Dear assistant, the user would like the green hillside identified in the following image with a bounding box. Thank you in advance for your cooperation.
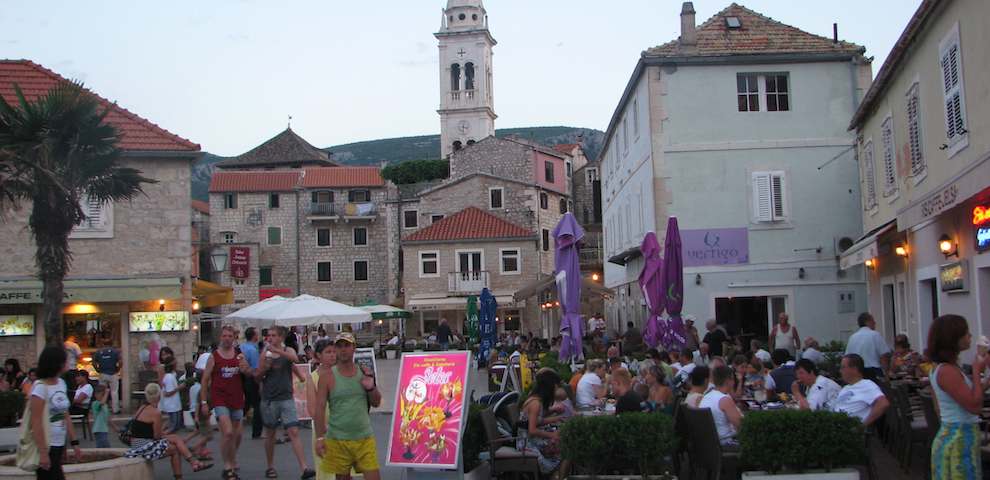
[191,126,604,201]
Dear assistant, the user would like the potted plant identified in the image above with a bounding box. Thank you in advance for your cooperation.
[0,390,26,428]
[739,410,864,479]
[561,413,678,479]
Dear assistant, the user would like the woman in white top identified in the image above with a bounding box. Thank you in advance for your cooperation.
[698,366,743,447]
[770,313,800,357]
[29,346,82,480]
[575,359,607,407]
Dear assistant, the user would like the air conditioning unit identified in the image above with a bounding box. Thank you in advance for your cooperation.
[833,236,855,258]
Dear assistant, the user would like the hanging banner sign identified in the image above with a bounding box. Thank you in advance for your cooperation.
[681,228,749,267]
[386,351,471,470]
[230,247,250,279]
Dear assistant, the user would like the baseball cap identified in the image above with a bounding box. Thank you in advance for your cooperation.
[334,332,356,344]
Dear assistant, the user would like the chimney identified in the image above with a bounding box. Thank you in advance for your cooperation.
[680,2,697,46]
[833,23,839,44]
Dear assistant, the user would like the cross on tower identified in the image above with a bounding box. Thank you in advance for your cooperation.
[457,48,467,58]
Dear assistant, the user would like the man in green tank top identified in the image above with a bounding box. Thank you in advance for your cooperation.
[314,332,382,479]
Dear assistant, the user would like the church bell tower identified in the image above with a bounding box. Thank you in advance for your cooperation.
[436,0,497,158]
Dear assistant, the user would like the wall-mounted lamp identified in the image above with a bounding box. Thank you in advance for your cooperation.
[159,299,166,312]
[695,273,702,285]
[894,245,909,257]
[591,273,600,282]
[864,258,875,269]
[938,234,958,257]
[798,267,806,279]
[192,301,201,312]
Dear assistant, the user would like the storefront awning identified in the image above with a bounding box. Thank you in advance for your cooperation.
[0,277,182,305]
[192,279,234,308]
[406,295,516,311]
[513,275,615,303]
[839,220,896,270]
[607,245,642,266]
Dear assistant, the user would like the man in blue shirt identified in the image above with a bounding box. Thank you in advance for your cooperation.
[93,339,122,413]
[240,327,263,438]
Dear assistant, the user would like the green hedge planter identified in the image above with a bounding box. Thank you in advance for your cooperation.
[561,412,678,478]
[739,410,865,475]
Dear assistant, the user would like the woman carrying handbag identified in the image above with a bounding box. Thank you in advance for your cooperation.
[26,346,83,480]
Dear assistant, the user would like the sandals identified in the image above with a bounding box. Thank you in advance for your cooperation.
[222,469,240,480]
[183,456,213,473]
[265,467,279,478]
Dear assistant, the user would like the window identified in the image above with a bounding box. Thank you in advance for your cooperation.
[419,251,439,277]
[317,262,331,282]
[737,74,760,111]
[403,210,419,229]
[539,192,548,210]
[632,98,639,137]
[70,194,114,238]
[267,227,282,245]
[450,63,460,91]
[765,74,790,111]
[348,190,370,203]
[353,261,369,281]
[542,229,550,251]
[224,193,237,209]
[752,171,787,222]
[559,198,568,214]
[906,84,925,177]
[312,191,333,204]
[317,228,331,247]
[456,250,483,273]
[353,227,367,246]
[880,116,897,197]
[566,161,572,178]
[939,25,967,152]
[431,214,445,224]
[259,267,273,286]
[222,232,236,244]
[269,193,280,209]
[586,168,598,186]
[544,161,555,183]
[489,187,503,209]
[464,62,475,90]
[500,249,520,275]
[862,140,878,210]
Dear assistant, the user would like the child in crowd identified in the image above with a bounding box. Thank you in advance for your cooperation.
[19,368,37,396]
[549,386,574,419]
[91,384,116,447]
[745,358,776,395]
[185,373,213,460]
[159,361,184,433]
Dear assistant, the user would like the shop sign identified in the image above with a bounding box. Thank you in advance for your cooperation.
[0,290,73,304]
[230,247,250,279]
[386,351,470,470]
[129,311,190,332]
[0,315,35,336]
[681,228,749,267]
[974,205,990,253]
[940,261,968,293]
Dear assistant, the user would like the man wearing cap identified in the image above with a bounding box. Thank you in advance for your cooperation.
[683,318,700,351]
[314,332,382,480]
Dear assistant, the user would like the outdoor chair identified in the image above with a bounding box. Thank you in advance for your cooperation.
[892,384,928,472]
[480,408,540,480]
[671,400,687,476]
[876,380,899,453]
[682,405,738,480]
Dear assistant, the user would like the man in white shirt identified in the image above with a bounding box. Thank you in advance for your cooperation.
[792,359,840,411]
[195,345,212,373]
[831,354,889,426]
[750,339,772,363]
[587,316,598,336]
[693,342,711,367]
[845,313,891,381]
[64,335,82,370]
[800,337,826,365]
[575,359,607,407]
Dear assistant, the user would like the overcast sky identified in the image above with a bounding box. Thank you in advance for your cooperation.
[1,1,919,156]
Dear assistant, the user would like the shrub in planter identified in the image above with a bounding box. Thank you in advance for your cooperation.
[738,410,864,474]
[0,390,26,427]
[461,403,486,472]
[561,413,678,477]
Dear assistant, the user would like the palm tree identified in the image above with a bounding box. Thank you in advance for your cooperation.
[0,81,155,345]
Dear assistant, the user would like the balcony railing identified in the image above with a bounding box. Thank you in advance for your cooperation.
[307,202,337,218]
[448,271,489,294]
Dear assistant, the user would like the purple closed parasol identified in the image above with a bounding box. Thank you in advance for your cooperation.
[659,217,688,350]
[638,232,664,349]
[552,213,585,361]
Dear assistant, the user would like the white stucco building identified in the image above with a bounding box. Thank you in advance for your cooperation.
[601,3,874,346]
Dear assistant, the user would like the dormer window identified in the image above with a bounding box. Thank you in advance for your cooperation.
[725,17,742,29]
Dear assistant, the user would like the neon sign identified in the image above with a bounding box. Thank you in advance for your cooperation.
[976,205,990,253]
[974,206,990,225]
[977,226,990,253]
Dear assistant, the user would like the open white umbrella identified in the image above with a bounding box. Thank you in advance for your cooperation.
[225,294,371,328]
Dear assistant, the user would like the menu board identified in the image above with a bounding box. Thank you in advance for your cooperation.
[129,311,190,332]
[386,351,470,470]
[0,315,34,336]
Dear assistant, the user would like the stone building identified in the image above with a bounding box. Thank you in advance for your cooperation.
[0,60,200,408]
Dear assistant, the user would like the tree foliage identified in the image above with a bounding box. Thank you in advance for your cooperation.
[0,81,156,344]
[380,159,449,185]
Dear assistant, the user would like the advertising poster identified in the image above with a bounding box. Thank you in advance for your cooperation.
[386,351,471,470]
[129,311,190,332]
[293,363,311,421]
[354,347,378,379]
[0,315,34,336]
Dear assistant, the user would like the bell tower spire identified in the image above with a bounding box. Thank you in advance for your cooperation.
[436,0,496,158]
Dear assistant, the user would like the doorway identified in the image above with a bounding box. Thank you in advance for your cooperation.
[714,296,770,344]
[918,277,939,343]
[881,283,897,344]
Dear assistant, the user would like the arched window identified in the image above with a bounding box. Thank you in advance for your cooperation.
[559,198,568,214]
[450,64,460,91]
[453,141,463,151]
[464,62,475,90]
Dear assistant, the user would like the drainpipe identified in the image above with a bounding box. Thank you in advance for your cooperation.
[295,189,301,295]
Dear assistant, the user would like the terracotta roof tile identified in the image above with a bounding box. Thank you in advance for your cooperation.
[301,167,384,188]
[190,199,210,215]
[645,3,864,58]
[0,60,200,152]
[553,143,579,154]
[216,128,337,169]
[208,171,301,193]
[403,207,533,243]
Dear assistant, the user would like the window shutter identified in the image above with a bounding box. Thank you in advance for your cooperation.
[311,191,318,203]
[862,141,878,209]
[939,33,967,142]
[752,173,772,222]
[770,173,786,220]
[881,117,897,195]
[906,86,924,176]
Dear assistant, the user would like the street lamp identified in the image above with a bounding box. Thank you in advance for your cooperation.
[210,246,229,274]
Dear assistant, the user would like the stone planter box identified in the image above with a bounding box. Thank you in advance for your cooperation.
[742,468,859,480]
[567,475,676,479]
[385,349,398,360]
[0,448,153,480]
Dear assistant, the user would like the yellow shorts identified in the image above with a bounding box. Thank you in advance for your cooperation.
[320,436,379,475]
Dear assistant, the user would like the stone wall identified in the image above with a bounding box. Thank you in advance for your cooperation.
[448,137,533,184]
[401,239,539,296]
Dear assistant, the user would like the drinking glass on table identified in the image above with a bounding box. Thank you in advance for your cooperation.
[754,388,767,405]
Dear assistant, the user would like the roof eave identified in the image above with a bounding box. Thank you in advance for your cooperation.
[123,150,203,160]
[401,235,536,245]
[643,50,864,66]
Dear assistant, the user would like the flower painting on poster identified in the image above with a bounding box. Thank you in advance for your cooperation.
[386,351,470,470]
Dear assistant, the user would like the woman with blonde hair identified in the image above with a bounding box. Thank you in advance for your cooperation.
[125,382,212,479]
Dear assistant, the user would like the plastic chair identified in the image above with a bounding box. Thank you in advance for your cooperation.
[480,408,540,480]
[682,405,738,480]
